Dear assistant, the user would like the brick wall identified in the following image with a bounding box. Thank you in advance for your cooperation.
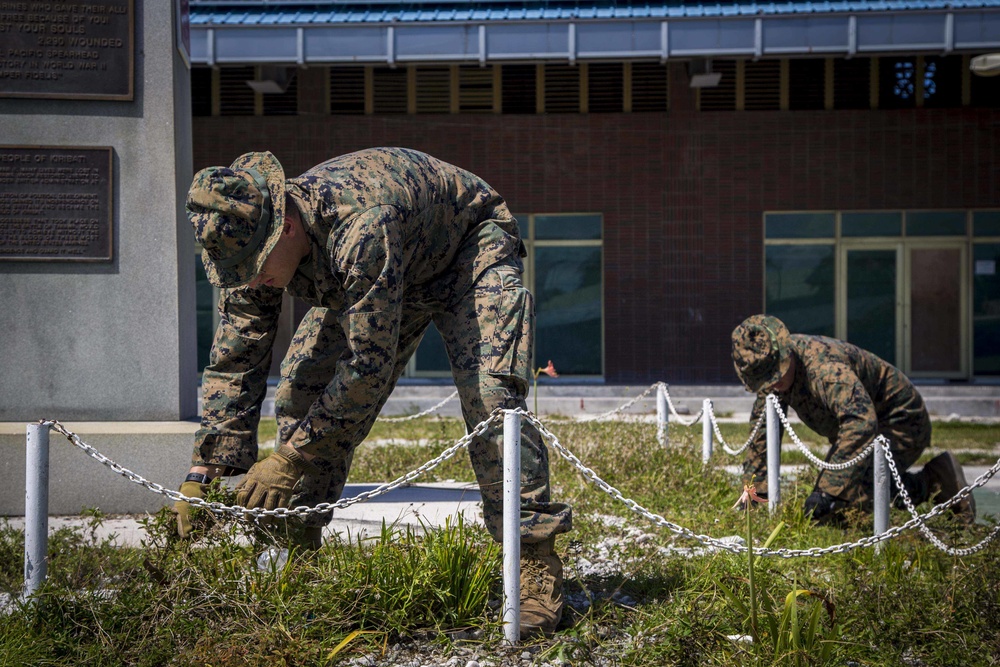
[192,104,1000,383]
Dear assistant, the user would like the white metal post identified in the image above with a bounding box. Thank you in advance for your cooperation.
[23,423,50,602]
[656,384,668,446]
[502,410,522,645]
[701,398,713,464]
[873,439,890,552]
[766,395,781,514]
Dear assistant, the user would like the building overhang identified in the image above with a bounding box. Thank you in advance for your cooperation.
[189,1,1000,66]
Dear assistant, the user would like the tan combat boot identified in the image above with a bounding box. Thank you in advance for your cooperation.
[519,538,564,640]
[922,452,976,524]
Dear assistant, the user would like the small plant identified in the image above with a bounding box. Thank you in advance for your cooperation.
[532,359,559,414]
[718,483,841,664]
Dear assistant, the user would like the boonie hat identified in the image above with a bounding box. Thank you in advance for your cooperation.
[731,314,791,393]
[187,151,287,288]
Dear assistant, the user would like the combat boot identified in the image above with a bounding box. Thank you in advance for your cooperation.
[921,452,976,524]
[302,525,324,550]
[519,538,564,640]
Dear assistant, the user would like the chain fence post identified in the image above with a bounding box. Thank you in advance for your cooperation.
[873,439,890,553]
[657,384,669,446]
[23,422,50,603]
[701,399,713,464]
[502,410,521,645]
[766,395,781,514]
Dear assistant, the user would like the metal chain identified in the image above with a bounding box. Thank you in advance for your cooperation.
[660,383,706,427]
[518,409,1000,559]
[588,383,659,421]
[41,412,500,519]
[769,395,876,471]
[707,400,765,456]
[38,409,1000,560]
[880,437,1000,556]
[377,390,458,423]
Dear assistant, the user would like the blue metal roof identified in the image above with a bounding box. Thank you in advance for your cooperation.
[187,0,1000,66]
[190,1,1000,25]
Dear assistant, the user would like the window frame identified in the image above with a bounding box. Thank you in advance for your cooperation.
[763,209,999,378]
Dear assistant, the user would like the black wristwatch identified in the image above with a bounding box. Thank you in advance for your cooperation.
[185,472,212,485]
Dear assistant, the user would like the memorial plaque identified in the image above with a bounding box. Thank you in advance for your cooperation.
[0,0,134,100]
[0,146,113,262]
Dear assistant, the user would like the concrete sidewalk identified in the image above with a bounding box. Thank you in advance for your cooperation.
[4,481,485,548]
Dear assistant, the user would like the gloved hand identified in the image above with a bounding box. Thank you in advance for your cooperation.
[236,446,315,511]
[803,490,844,524]
[174,480,208,538]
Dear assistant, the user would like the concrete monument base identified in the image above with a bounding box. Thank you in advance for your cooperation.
[0,421,198,516]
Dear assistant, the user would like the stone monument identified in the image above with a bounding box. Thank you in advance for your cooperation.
[0,0,198,514]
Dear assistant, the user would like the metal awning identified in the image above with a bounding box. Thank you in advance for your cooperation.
[189,1,1000,66]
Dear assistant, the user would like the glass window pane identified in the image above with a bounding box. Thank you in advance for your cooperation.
[842,212,902,237]
[974,211,1000,237]
[513,213,529,240]
[534,246,603,375]
[534,214,602,241]
[195,257,216,373]
[846,249,896,365]
[764,245,835,336]
[414,323,450,373]
[765,213,835,239]
[973,244,1000,375]
[906,211,967,236]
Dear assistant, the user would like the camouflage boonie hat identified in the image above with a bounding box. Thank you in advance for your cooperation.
[731,314,791,393]
[187,151,287,288]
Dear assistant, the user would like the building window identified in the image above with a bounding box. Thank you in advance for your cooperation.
[832,57,872,110]
[195,255,219,373]
[191,67,213,117]
[330,67,366,115]
[501,64,537,114]
[521,213,604,376]
[409,213,605,377]
[765,210,1000,378]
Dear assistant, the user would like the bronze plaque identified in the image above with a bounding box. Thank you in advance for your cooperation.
[0,0,134,100]
[0,146,113,262]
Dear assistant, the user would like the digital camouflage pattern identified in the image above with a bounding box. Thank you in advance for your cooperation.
[744,335,931,504]
[187,151,288,288]
[193,147,571,543]
[731,314,792,394]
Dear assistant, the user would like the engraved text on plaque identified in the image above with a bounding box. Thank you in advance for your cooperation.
[0,146,113,262]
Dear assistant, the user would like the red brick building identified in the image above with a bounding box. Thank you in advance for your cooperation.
[187,1,1000,384]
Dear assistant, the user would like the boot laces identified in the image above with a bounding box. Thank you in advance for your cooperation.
[521,557,553,597]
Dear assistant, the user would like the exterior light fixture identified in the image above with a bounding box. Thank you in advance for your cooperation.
[246,66,295,93]
[688,59,722,88]
[970,53,1000,76]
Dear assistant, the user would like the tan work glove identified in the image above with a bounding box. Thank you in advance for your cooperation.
[174,480,208,538]
[236,447,315,511]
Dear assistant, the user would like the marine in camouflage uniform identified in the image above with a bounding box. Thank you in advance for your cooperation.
[732,315,974,523]
[181,148,571,637]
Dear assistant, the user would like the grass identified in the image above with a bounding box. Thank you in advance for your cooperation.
[1,416,998,665]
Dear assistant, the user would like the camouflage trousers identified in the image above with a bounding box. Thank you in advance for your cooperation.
[274,262,571,543]
[746,414,931,506]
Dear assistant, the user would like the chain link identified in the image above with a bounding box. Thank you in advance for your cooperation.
[377,390,458,423]
[879,437,1000,556]
[706,399,764,456]
[37,406,1000,559]
[659,383,706,427]
[42,413,500,519]
[586,383,660,421]
[518,409,1000,559]
[769,395,877,471]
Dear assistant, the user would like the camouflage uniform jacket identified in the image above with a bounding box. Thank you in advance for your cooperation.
[745,335,929,498]
[196,148,524,465]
